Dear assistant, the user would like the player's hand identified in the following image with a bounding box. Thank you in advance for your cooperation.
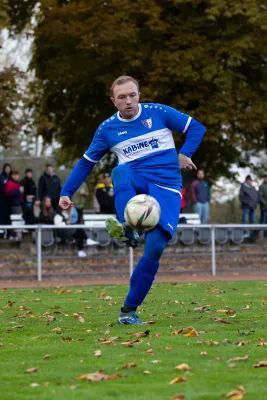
[179,154,197,171]
[59,196,73,210]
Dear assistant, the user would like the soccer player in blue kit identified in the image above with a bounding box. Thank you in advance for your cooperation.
[59,76,206,325]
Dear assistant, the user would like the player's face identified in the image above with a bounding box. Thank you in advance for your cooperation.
[111,82,140,119]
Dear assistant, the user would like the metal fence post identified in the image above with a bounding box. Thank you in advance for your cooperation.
[37,226,42,281]
[129,247,133,277]
[211,225,216,276]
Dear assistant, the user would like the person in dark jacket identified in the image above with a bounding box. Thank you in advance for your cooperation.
[20,168,37,219]
[95,173,115,214]
[20,168,37,204]
[23,197,41,225]
[0,163,12,231]
[39,196,56,224]
[190,170,210,224]
[259,173,267,237]
[239,175,258,236]
[38,164,61,209]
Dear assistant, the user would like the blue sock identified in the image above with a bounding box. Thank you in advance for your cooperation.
[124,227,169,309]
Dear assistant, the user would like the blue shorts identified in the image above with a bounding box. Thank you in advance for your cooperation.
[115,168,181,238]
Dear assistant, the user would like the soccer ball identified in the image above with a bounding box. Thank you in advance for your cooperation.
[124,194,161,231]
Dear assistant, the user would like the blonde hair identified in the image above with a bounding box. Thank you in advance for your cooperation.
[110,75,139,97]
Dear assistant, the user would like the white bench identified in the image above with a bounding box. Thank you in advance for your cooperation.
[83,213,201,228]
[10,214,25,227]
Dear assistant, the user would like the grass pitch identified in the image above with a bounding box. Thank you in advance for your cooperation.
[1,281,267,400]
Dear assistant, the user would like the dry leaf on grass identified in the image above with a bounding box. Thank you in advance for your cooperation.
[122,362,137,369]
[30,383,40,387]
[135,330,150,338]
[76,370,125,381]
[100,336,119,345]
[52,327,61,332]
[25,368,38,374]
[121,339,143,347]
[257,338,267,346]
[175,363,190,371]
[212,317,234,325]
[183,329,198,337]
[228,364,236,368]
[242,305,250,310]
[169,376,187,384]
[193,306,210,312]
[146,349,154,356]
[171,326,195,335]
[75,316,85,323]
[12,325,24,329]
[151,360,161,364]
[166,347,173,351]
[43,354,51,359]
[201,352,208,356]
[226,392,245,399]
[143,370,151,375]
[94,350,102,358]
[238,329,255,336]
[171,395,185,400]
[253,359,267,368]
[228,355,248,362]
[226,386,246,399]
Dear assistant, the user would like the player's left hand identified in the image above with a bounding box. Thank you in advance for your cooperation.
[178,154,197,171]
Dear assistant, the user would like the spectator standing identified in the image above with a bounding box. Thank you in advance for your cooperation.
[191,170,210,224]
[4,170,24,215]
[20,168,37,216]
[38,164,61,209]
[0,163,12,230]
[72,181,89,223]
[239,175,258,236]
[259,173,267,237]
[95,173,115,214]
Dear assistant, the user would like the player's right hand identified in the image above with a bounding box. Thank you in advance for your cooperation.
[59,196,73,210]
[179,154,197,171]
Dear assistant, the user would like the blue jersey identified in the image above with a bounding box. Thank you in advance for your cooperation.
[61,103,206,198]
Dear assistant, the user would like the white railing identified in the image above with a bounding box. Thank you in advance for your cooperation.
[0,224,267,281]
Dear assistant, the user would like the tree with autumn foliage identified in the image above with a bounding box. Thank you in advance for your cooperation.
[4,0,267,184]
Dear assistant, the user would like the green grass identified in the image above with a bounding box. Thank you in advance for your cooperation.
[1,281,267,400]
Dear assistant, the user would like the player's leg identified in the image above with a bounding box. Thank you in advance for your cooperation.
[118,226,170,325]
[105,165,148,246]
[118,184,182,325]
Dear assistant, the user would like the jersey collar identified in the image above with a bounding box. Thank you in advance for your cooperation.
[117,104,142,122]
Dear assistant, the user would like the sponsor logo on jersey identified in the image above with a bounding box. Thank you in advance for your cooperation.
[141,118,152,129]
[122,136,159,156]
[118,130,127,136]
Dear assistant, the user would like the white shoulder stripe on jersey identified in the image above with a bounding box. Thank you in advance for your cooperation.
[182,116,192,133]
[155,184,182,198]
[83,154,98,163]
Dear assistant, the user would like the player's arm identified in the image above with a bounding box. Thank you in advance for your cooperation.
[162,105,206,171]
[59,129,109,209]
